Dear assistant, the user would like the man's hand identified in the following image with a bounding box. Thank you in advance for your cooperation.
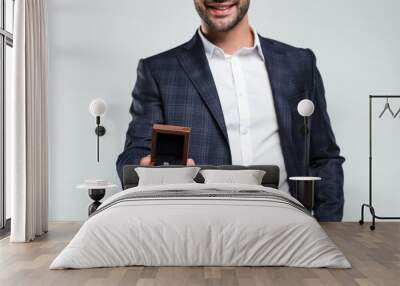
[139,155,152,166]
[139,155,196,166]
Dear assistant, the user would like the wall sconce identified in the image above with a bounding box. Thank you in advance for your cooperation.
[89,98,107,162]
[297,99,315,175]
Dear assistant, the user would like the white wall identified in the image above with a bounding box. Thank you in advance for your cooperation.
[48,0,400,221]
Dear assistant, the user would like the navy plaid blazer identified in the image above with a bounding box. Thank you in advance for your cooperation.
[116,32,345,221]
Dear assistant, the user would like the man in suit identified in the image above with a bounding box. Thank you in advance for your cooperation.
[116,0,345,221]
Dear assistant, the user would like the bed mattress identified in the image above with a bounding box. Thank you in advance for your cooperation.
[50,183,350,269]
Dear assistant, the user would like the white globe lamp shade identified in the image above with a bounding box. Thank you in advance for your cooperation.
[297,99,315,117]
[89,98,107,117]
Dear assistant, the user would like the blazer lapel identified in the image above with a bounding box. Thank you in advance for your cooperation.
[176,33,229,144]
[259,36,300,176]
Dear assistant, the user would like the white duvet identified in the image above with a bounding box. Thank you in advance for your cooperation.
[50,183,350,269]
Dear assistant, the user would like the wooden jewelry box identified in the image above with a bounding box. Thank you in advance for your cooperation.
[150,124,191,166]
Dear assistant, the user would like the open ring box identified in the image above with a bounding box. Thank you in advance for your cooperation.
[150,124,191,166]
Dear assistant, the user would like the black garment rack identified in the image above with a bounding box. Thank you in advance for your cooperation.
[359,95,400,230]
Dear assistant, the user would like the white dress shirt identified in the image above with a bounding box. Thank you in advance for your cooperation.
[198,28,289,192]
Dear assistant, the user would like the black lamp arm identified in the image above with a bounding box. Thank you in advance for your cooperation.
[94,116,106,162]
[304,116,310,176]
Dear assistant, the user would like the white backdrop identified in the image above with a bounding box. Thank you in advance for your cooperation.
[47,0,400,221]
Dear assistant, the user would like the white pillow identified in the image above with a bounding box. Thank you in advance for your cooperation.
[135,167,201,186]
[200,169,266,185]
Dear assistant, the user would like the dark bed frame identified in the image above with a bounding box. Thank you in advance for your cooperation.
[122,165,280,190]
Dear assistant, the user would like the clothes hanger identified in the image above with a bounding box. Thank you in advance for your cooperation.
[378,98,395,118]
[394,106,400,118]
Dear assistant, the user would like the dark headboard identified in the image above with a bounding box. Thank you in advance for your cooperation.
[122,165,280,190]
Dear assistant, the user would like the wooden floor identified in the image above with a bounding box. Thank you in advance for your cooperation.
[0,222,399,286]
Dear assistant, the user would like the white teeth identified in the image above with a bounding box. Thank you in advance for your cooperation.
[214,6,230,10]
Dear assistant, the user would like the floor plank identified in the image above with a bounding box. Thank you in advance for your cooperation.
[0,222,399,286]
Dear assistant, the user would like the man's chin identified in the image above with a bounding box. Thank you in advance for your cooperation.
[207,18,238,32]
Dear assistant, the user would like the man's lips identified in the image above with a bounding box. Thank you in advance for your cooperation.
[206,2,237,17]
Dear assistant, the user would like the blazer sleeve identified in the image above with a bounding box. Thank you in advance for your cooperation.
[307,49,346,222]
[116,59,164,182]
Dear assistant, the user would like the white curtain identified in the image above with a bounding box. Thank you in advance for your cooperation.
[8,0,48,242]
